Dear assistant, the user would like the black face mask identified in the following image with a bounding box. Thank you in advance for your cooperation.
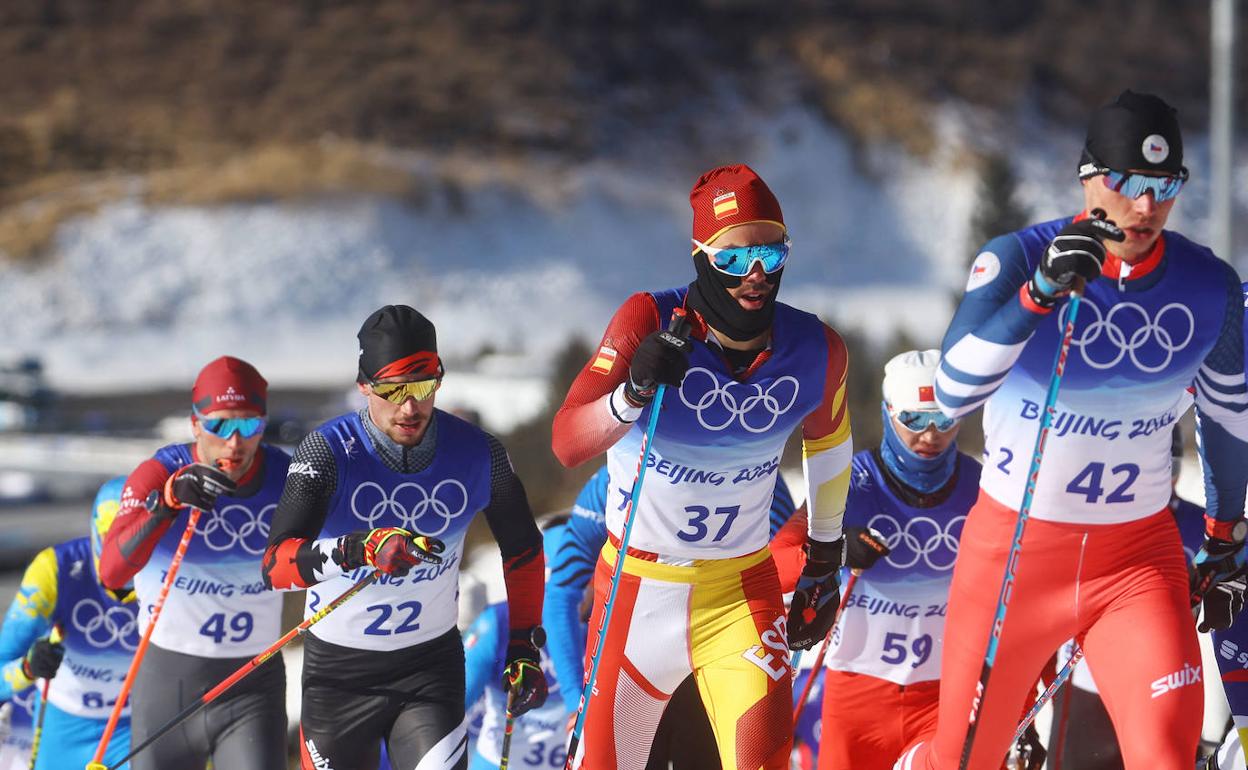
[685,253,782,343]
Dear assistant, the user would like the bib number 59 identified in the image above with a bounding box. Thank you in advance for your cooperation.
[677,505,740,543]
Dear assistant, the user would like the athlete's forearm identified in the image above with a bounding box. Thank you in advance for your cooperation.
[802,325,853,542]
[552,293,660,467]
[98,459,175,590]
[936,235,1050,419]
[0,549,57,698]
[1193,272,1248,523]
[263,432,339,590]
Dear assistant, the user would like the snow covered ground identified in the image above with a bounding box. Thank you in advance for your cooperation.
[0,105,1241,414]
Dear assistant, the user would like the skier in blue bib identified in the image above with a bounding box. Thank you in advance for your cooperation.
[0,477,137,770]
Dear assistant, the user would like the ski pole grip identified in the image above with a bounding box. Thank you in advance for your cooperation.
[665,307,691,341]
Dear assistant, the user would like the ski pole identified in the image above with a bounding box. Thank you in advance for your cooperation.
[91,569,381,770]
[1011,643,1083,743]
[564,309,690,770]
[792,570,860,724]
[499,688,517,770]
[27,625,63,770]
[87,504,204,769]
[957,279,1085,770]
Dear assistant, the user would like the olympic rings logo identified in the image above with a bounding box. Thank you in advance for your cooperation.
[866,513,965,571]
[196,503,274,555]
[1058,299,1194,373]
[349,480,469,536]
[71,598,139,651]
[678,367,800,433]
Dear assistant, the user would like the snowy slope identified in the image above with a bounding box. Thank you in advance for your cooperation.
[0,106,1241,403]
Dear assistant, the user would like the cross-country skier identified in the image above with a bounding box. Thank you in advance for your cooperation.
[898,90,1248,770]
[262,305,547,770]
[807,350,980,770]
[0,477,137,769]
[100,356,289,770]
[544,465,798,770]
[465,516,572,770]
[1048,428,1209,769]
[1206,282,1248,769]
[552,163,854,770]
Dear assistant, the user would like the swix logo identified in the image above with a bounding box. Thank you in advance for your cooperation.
[968,681,984,723]
[742,614,789,682]
[1150,663,1201,698]
[288,462,318,478]
[305,739,335,770]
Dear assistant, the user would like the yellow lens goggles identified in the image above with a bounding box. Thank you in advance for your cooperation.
[370,378,441,404]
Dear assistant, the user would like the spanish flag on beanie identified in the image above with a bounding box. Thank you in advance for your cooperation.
[689,164,785,246]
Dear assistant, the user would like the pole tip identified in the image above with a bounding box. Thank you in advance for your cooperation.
[86,763,109,770]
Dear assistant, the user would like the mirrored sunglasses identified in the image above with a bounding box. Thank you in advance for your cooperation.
[370,377,442,404]
[692,235,791,277]
[895,409,958,433]
[1101,169,1186,202]
[194,409,267,439]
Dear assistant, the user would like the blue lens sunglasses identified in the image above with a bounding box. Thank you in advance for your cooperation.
[194,408,267,439]
[692,235,791,277]
[895,409,958,433]
[1078,159,1188,203]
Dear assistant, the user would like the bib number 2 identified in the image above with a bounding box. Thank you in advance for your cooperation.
[677,505,740,543]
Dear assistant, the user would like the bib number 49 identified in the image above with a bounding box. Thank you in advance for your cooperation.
[199,611,253,644]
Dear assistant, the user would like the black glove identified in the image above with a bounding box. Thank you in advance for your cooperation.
[502,627,549,717]
[162,463,237,512]
[844,526,891,571]
[336,528,445,576]
[1030,216,1124,302]
[21,635,64,680]
[1193,527,1247,631]
[787,537,844,650]
[1201,570,1246,633]
[624,325,693,406]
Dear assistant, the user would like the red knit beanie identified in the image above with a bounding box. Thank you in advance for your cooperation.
[689,164,785,245]
[192,356,267,415]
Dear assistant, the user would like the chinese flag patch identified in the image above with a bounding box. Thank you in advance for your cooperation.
[918,385,935,402]
[591,346,618,374]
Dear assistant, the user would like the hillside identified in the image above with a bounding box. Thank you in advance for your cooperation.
[0,1,1238,207]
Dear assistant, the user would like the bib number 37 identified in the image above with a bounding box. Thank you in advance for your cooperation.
[677,505,740,543]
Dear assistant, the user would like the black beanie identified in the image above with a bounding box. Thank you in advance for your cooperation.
[357,305,441,383]
[1079,90,1184,177]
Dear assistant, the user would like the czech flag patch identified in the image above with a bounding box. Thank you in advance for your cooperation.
[712,191,739,220]
[591,346,618,374]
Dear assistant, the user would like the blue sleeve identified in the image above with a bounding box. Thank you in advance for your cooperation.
[544,467,608,712]
[768,475,797,537]
[463,605,502,709]
[0,549,56,700]
[1192,275,1248,523]
[935,234,1052,419]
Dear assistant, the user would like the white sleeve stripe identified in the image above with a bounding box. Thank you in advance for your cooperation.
[1195,392,1248,442]
[1199,366,1248,393]
[944,335,1026,379]
[934,370,1008,399]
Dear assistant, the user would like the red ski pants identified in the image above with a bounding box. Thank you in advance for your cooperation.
[819,671,939,770]
[898,493,1201,770]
